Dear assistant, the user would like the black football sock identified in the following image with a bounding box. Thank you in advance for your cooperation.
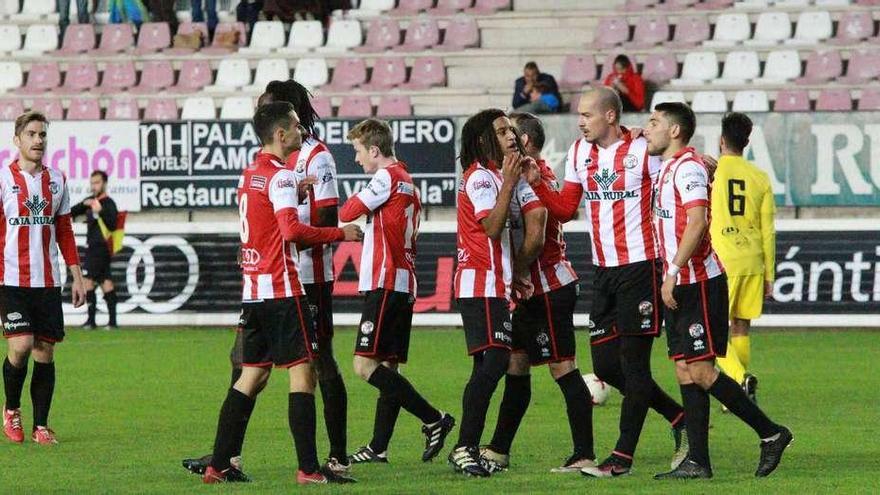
[556,369,595,459]
[85,290,97,325]
[211,388,256,471]
[488,374,531,455]
[649,380,686,426]
[319,373,348,460]
[104,290,118,327]
[369,392,400,454]
[229,367,243,388]
[367,365,441,425]
[680,383,711,469]
[614,337,654,458]
[3,358,27,410]
[456,349,509,448]
[289,392,320,474]
[30,361,55,427]
[707,372,780,438]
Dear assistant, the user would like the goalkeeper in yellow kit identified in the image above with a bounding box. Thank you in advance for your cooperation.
[710,112,775,405]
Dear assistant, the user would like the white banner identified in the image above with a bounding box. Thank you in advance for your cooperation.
[0,121,141,211]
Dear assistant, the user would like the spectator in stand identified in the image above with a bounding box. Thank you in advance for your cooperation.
[236,0,263,32]
[512,62,562,112]
[516,81,560,114]
[58,0,91,41]
[146,0,178,33]
[263,0,297,22]
[108,0,149,28]
[603,55,646,112]
[192,0,218,39]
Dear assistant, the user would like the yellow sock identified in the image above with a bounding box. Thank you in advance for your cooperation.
[717,342,746,383]
[731,335,751,370]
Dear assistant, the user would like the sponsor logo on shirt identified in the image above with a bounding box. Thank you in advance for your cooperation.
[321,171,334,184]
[456,248,470,264]
[9,216,55,226]
[397,182,415,195]
[24,194,48,215]
[11,185,20,194]
[250,176,267,191]
[685,181,704,192]
[275,178,296,189]
[240,248,261,266]
[471,179,493,190]
[693,339,705,351]
[7,312,22,321]
[654,206,672,219]
[3,321,28,331]
[593,169,618,191]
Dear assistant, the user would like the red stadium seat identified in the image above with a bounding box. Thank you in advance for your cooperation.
[168,60,213,94]
[91,24,134,55]
[337,95,373,118]
[558,54,597,91]
[855,0,880,4]
[428,0,473,16]
[53,24,95,55]
[857,88,880,111]
[67,98,101,120]
[795,51,842,85]
[641,53,678,85]
[131,60,175,94]
[400,56,446,90]
[694,0,733,9]
[56,61,98,95]
[377,95,413,117]
[201,22,247,55]
[311,96,333,118]
[354,17,401,53]
[0,100,24,120]
[144,98,179,121]
[837,50,880,84]
[394,17,440,52]
[135,22,171,55]
[774,90,810,112]
[165,22,209,55]
[30,99,64,120]
[815,89,852,111]
[829,11,873,45]
[390,0,434,16]
[592,16,629,50]
[435,15,479,51]
[624,0,658,8]
[466,0,511,14]
[325,57,368,91]
[107,98,140,120]
[95,61,137,94]
[668,15,709,48]
[629,15,670,49]
[18,62,61,95]
[362,57,407,91]
[658,0,696,9]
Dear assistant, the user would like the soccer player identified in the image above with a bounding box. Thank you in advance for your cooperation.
[448,109,536,478]
[645,102,792,480]
[710,112,775,404]
[182,80,351,475]
[480,112,596,474]
[525,88,687,477]
[338,118,455,466]
[2,111,86,445]
[70,170,119,329]
[200,102,363,484]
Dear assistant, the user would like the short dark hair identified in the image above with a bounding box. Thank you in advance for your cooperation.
[654,102,696,143]
[347,118,395,157]
[524,61,539,72]
[509,112,545,151]
[460,108,507,170]
[258,80,319,137]
[253,102,296,144]
[14,111,48,136]
[721,112,752,154]
[91,170,108,182]
[533,81,551,93]
[613,54,632,68]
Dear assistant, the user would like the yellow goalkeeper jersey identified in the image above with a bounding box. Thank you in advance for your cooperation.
[710,155,776,280]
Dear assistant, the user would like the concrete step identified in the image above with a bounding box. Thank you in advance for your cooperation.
[480,26,592,49]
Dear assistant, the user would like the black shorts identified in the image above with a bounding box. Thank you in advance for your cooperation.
[82,248,112,283]
[457,297,512,355]
[355,289,414,363]
[0,286,65,343]
[512,283,578,365]
[665,275,729,363]
[589,259,663,345]
[239,296,318,368]
[304,282,334,338]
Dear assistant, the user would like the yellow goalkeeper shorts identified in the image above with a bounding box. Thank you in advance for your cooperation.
[728,274,766,320]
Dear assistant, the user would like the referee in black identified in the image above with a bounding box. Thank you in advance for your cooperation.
[70,170,119,329]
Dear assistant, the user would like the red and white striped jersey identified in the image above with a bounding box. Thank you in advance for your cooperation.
[350,162,420,294]
[564,132,660,267]
[0,162,74,287]
[238,151,306,301]
[529,159,577,295]
[653,147,724,285]
[289,137,338,285]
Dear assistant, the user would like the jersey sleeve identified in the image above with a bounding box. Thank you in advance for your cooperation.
[515,178,542,215]
[674,160,710,210]
[57,175,72,216]
[268,169,299,213]
[466,169,498,221]
[309,150,339,208]
[356,168,392,211]
[759,175,777,281]
[563,140,580,184]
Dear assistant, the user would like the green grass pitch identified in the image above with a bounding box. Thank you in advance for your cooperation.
[2,327,878,494]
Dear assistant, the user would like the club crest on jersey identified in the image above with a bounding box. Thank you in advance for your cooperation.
[536,333,549,346]
[49,181,60,194]
[502,321,512,332]
[250,176,266,191]
[593,169,618,191]
[638,301,653,316]
[689,323,704,338]
[24,194,48,215]
[623,154,639,169]
[361,321,374,335]
[321,171,334,184]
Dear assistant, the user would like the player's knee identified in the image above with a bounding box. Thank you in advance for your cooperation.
[235,367,271,397]
[507,353,530,375]
[352,355,379,381]
[288,363,317,393]
[686,361,718,389]
[731,319,750,336]
[31,340,54,363]
[674,360,692,384]
[548,360,575,380]
[479,348,510,382]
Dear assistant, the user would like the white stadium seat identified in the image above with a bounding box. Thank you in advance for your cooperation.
[651,91,687,110]
[0,24,21,53]
[0,61,22,92]
[12,0,55,21]
[181,96,217,120]
[670,51,719,86]
[294,57,329,89]
[691,91,728,113]
[245,58,290,92]
[280,20,324,53]
[239,20,285,54]
[732,90,771,112]
[713,50,760,85]
[745,12,791,47]
[321,19,362,52]
[754,50,802,84]
[204,59,252,92]
[704,13,750,47]
[220,97,255,119]
[15,24,58,55]
[786,11,832,46]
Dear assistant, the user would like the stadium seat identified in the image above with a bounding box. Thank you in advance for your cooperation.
[220,97,255,119]
[30,98,63,120]
[0,100,24,120]
[355,17,401,53]
[428,0,474,16]
[558,54,596,91]
[625,0,658,8]
[734,0,768,7]
[106,98,140,120]
[324,57,368,91]
[53,24,95,55]
[670,51,718,86]
[67,97,101,120]
[0,0,18,17]
[795,50,842,85]
[144,98,179,121]
[816,0,852,4]
[294,57,329,89]
[658,0,696,8]
[745,12,791,47]
[95,61,137,94]
[240,21,285,54]
[435,15,479,51]
[390,0,434,16]
[774,90,810,112]
[597,52,622,83]
[134,22,171,55]
[668,15,710,48]
[322,19,362,52]
[592,16,629,49]
[245,59,290,92]
[704,13,749,47]
[281,20,323,53]
[691,91,728,113]
[181,97,216,120]
[838,50,880,84]
[641,53,678,85]
[164,22,208,55]
[629,15,670,49]
[0,62,22,93]
[732,90,770,112]
[395,18,440,52]
[713,50,760,85]
[362,57,407,91]
[17,24,58,55]
[205,59,252,92]
[786,11,832,46]
[349,0,396,18]
[815,89,852,111]
[466,0,511,14]
[855,0,880,5]
[774,0,809,6]
[168,60,213,94]
[56,61,98,95]
[0,24,21,53]
[311,96,333,118]
[400,56,446,90]
[650,91,686,109]
[12,0,54,21]
[695,0,733,8]
[18,62,60,95]
[857,88,880,111]
[202,22,247,54]
[754,50,801,84]
[131,61,175,94]
[92,24,134,55]
[829,11,873,45]
[377,95,413,117]
[337,95,373,118]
